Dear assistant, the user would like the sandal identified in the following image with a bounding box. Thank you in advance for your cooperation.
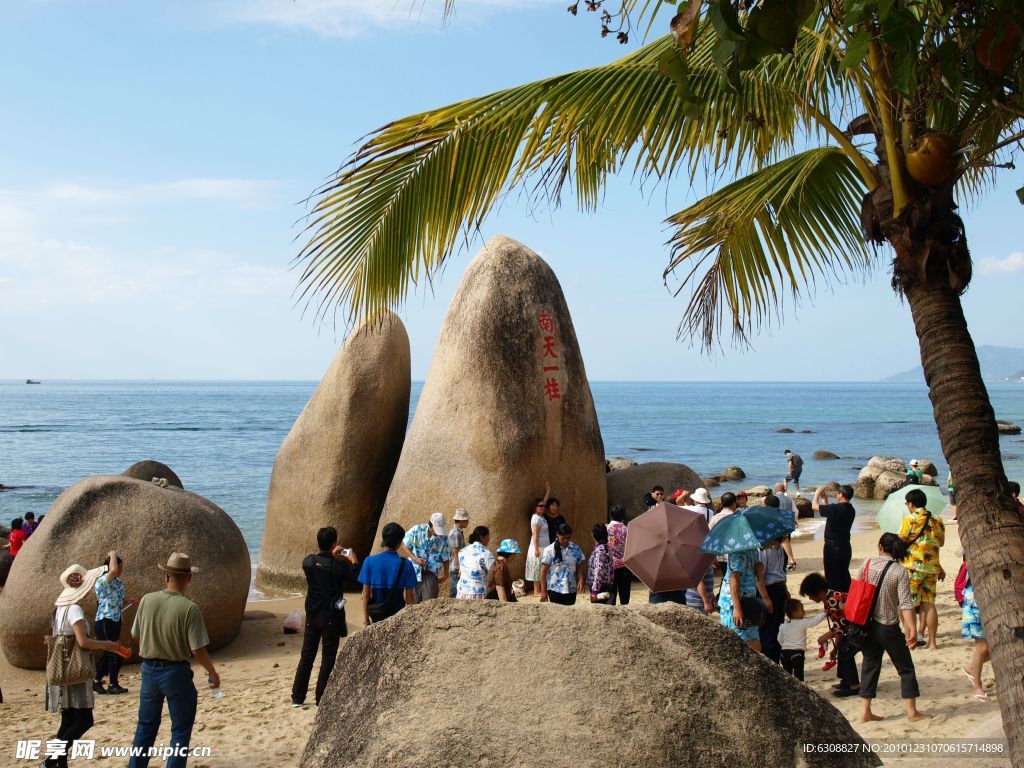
[962,667,976,686]
[974,693,990,702]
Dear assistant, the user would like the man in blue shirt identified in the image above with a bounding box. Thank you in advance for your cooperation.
[399,512,450,603]
[359,523,417,625]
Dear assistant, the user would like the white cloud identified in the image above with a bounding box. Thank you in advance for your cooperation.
[44,178,279,208]
[0,192,293,315]
[216,0,552,38]
[978,251,1024,275]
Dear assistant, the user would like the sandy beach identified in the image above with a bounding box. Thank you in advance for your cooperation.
[0,517,1009,767]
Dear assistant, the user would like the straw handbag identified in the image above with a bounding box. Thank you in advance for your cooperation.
[45,608,95,686]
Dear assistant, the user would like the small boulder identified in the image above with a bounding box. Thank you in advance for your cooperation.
[869,456,906,473]
[812,451,840,460]
[606,457,638,473]
[606,462,706,521]
[800,430,815,434]
[0,474,250,670]
[917,459,940,476]
[873,470,907,500]
[794,496,813,519]
[722,466,746,481]
[776,428,794,433]
[997,421,1021,435]
[743,485,773,497]
[122,460,183,489]
[704,477,721,488]
[855,456,907,499]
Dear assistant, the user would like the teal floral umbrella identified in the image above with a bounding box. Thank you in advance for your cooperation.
[700,506,795,555]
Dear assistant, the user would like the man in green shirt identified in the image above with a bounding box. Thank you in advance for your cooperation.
[129,553,219,768]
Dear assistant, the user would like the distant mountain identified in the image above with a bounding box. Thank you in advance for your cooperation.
[885,346,1024,382]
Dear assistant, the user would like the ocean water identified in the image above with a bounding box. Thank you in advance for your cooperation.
[2,380,1023,562]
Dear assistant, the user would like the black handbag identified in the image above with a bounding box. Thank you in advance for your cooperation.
[840,560,895,655]
[739,595,768,628]
[366,560,410,624]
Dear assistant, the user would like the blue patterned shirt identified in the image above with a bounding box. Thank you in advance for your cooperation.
[403,523,451,582]
[95,575,126,622]
[541,542,585,594]
[457,542,495,597]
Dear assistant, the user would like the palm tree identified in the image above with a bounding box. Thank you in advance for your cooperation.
[296,2,1024,756]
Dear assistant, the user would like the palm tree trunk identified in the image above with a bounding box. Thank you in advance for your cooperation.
[902,265,1024,765]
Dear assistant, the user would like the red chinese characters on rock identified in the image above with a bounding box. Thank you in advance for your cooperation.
[538,309,562,401]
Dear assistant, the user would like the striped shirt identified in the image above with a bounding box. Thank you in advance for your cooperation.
[861,555,914,625]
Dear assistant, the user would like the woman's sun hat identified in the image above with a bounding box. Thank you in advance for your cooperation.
[157,552,200,575]
[690,488,712,505]
[497,539,521,555]
[55,563,108,606]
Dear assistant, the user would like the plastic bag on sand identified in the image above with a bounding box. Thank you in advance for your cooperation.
[283,609,303,634]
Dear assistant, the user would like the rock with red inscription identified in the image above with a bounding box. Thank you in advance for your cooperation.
[375,236,606,578]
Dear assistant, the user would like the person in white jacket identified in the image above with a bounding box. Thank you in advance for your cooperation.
[777,598,827,681]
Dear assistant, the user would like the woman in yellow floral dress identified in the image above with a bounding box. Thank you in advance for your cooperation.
[898,488,945,649]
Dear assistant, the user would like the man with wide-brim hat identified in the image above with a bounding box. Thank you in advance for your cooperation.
[129,553,218,768]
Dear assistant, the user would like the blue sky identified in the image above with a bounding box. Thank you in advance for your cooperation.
[0,0,1021,382]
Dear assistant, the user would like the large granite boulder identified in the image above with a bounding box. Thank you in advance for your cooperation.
[256,314,411,593]
[607,462,705,521]
[0,474,250,669]
[301,601,878,768]
[122,460,183,489]
[375,237,605,578]
[854,456,907,499]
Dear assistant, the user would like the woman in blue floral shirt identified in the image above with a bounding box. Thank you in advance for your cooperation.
[457,526,495,600]
[718,547,762,649]
[587,524,615,604]
[540,524,585,605]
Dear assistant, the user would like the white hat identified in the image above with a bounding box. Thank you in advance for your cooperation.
[429,512,446,536]
[453,508,470,522]
[55,563,107,607]
[910,459,919,467]
[690,488,712,505]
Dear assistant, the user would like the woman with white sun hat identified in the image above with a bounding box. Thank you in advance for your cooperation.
[41,563,128,768]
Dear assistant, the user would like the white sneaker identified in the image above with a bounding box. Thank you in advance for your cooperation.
[291,702,303,708]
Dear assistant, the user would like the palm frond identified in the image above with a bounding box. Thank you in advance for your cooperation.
[664,146,872,349]
[297,23,852,325]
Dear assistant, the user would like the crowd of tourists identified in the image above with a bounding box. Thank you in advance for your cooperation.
[25,460,1024,766]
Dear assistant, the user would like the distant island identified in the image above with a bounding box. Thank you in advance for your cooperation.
[885,345,1024,382]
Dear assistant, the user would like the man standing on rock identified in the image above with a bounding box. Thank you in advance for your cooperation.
[447,508,470,598]
[130,553,218,768]
[400,512,450,602]
[812,485,856,591]
[784,450,803,492]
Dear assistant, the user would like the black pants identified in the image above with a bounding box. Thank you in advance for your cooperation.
[859,620,920,699]
[548,591,577,605]
[611,568,632,605]
[759,581,788,663]
[824,540,852,592]
[781,650,805,681]
[836,634,861,688]
[94,618,122,686]
[56,707,94,758]
[291,610,344,705]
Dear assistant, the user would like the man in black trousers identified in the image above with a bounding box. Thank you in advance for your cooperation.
[291,527,359,708]
[812,484,857,591]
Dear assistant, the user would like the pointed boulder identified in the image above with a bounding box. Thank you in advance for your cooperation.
[376,236,605,577]
[256,314,411,592]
